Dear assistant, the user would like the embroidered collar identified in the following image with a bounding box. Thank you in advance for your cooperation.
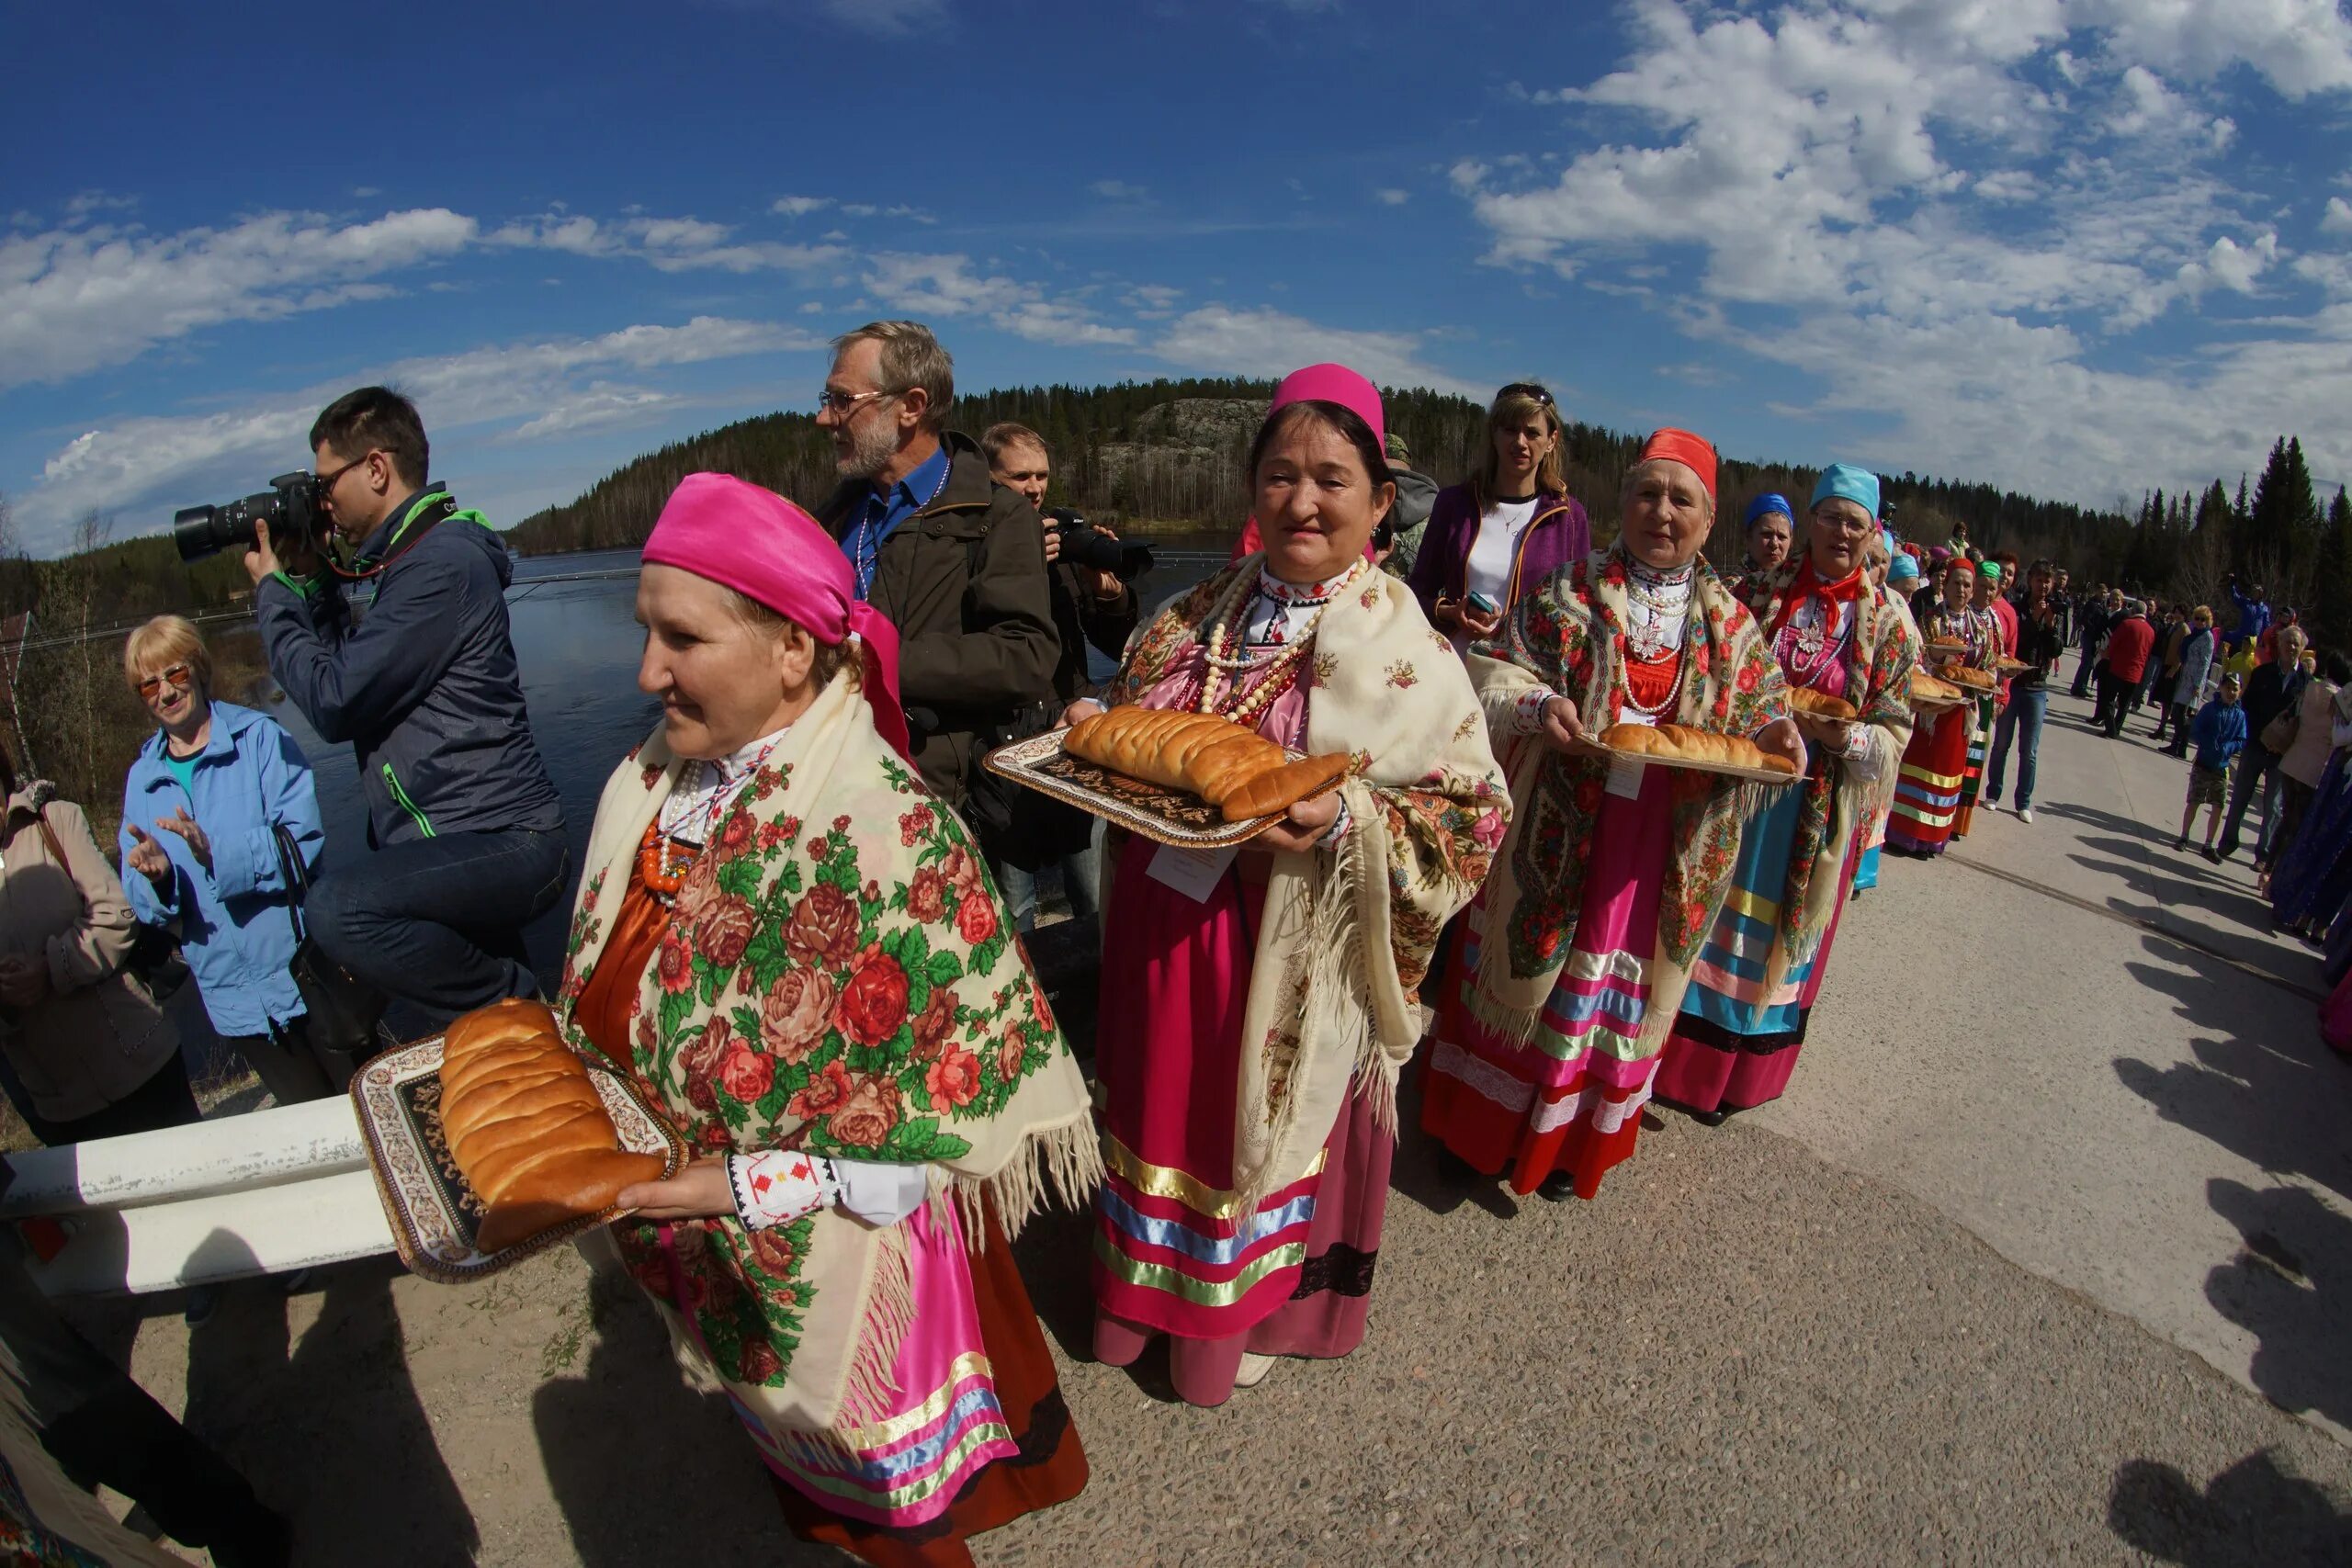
[1256,564,1353,604]
[658,724,791,846]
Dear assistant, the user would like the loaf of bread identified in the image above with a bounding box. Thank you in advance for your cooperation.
[1788,689,1858,722]
[1909,671,1962,704]
[1939,663,1996,692]
[1065,706,1352,822]
[1599,722,1799,775]
[438,998,666,1254]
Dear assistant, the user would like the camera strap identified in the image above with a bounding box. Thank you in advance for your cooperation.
[332,491,469,581]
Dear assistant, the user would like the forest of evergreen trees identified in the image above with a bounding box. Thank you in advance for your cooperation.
[1,383,2344,649]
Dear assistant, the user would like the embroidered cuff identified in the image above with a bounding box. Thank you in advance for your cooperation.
[1839,722,1872,760]
[728,1150,838,1232]
[1512,687,1558,737]
[1316,798,1352,851]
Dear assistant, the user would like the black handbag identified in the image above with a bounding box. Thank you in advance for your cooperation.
[271,825,389,1091]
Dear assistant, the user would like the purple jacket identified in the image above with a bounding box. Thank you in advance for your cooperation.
[1405,484,1592,621]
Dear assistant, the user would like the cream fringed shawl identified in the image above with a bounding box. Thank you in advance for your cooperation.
[1104,560,1510,1212]
[553,675,1099,1443]
[1462,547,1790,1053]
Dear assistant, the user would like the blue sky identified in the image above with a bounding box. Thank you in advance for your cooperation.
[5,0,2351,554]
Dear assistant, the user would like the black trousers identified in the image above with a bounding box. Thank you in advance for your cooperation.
[219,1015,334,1107]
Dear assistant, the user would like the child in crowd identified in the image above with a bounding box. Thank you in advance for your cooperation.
[2178,671,2248,860]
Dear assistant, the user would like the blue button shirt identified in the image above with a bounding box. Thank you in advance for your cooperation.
[842,445,950,600]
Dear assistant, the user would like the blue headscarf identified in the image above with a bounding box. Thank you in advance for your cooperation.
[1888,551,1920,583]
[1811,463,1881,520]
[1743,492,1794,531]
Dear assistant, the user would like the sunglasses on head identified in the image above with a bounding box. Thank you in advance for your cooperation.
[138,664,193,698]
[1497,382,1554,408]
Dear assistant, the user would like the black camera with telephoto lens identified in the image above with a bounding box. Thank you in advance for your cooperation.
[1043,507,1153,580]
[172,471,327,564]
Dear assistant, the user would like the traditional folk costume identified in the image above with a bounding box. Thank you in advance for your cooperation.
[1950,577,2007,840]
[1886,592,1997,857]
[559,476,1097,1568]
[1654,469,1919,1115]
[1090,368,1504,1408]
[1421,428,1790,1201]
[1087,547,1506,1404]
[1850,570,1919,894]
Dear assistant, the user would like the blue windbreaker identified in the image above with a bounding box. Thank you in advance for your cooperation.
[118,701,323,1037]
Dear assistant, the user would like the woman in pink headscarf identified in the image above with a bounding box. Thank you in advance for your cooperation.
[552,474,1100,1566]
[1069,367,1508,1406]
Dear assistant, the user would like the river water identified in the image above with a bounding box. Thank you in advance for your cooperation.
[257,539,1231,992]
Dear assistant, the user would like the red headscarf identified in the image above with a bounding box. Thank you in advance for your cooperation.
[1638,428,1718,501]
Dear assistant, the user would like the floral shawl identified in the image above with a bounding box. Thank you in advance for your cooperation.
[1106,560,1508,1210]
[1464,546,1788,1048]
[553,675,1098,1440]
[1742,562,1920,981]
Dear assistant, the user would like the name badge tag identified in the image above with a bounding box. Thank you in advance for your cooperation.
[1605,709,1655,800]
[1147,843,1239,904]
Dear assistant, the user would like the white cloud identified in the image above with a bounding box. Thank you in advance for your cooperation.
[1151,305,1476,395]
[862,252,1137,345]
[2324,196,2352,234]
[488,212,843,273]
[1455,0,2351,503]
[18,316,818,547]
[813,0,946,35]
[0,208,476,389]
[772,196,833,218]
[1374,188,1411,206]
[1090,180,1148,201]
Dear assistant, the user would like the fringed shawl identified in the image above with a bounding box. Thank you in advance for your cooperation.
[553,675,1099,1442]
[1106,560,1509,1212]
[1742,561,1920,984]
[1463,546,1788,1051]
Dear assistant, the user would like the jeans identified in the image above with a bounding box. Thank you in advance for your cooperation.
[2095,669,2133,734]
[308,828,569,1027]
[994,834,1102,935]
[1985,686,2048,807]
[2219,743,2279,860]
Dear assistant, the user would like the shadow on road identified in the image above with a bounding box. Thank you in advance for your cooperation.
[531,1263,833,1566]
[2201,1179,2352,1433]
[2069,846,2323,996]
[2109,946,2352,1201]
[2109,1448,2352,1564]
[181,1249,480,1565]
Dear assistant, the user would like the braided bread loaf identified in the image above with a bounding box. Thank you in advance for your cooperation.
[438,998,667,1254]
[1600,722,1799,775]
[1788,688,1858,722]
[1065,707,1352,822]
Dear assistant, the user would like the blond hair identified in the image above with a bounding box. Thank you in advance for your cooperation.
[123,615,211,696]
[1473,386,1567,508]
[832,320,954,431]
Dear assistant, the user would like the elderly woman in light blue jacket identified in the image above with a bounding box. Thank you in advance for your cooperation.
[117,617,330,1105]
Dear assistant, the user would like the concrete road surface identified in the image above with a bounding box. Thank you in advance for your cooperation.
[74,683,2352,1565]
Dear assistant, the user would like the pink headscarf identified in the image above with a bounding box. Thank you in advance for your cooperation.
[640,473,912,762]
[1229,363,1389,562]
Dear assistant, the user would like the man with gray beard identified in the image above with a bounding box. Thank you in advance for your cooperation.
[812,320,1058,814]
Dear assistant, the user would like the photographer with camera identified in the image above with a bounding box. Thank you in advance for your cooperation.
[238,388,567,1030]
[812,322,1059,820]
[982,422,1143,931]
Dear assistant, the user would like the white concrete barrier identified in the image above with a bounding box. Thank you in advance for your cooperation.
[6,1099,399,1296]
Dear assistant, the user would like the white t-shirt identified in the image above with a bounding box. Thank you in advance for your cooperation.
[1463,497,1540,609]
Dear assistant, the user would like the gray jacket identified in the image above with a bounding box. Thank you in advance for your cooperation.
[0,787,178,1123]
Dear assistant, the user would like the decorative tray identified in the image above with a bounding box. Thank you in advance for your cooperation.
[984,727,1345,849]
[1593,739,1800,785]
[352,1037,684,1284]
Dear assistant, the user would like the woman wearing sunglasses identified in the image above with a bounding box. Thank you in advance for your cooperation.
[1406,381,1590,651]
[117,616,332,1106]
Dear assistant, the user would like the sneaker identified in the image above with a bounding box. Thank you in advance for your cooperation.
[2202,846,2222,863]
[2017,807,2034,824]
[2173,835,2189,852]
[1984,797,2004,814]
